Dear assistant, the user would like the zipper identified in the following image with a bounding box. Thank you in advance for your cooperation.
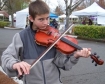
[41,61,46,84]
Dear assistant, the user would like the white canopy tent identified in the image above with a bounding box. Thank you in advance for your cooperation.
[72,2,105,16]
[16,8,29,28]
[9,14,16,21]
[0,14,3,16]
[97,10,105,25]
[59,14,78,18]
[72,2,105,25]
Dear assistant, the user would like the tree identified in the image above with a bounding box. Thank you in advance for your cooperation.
[76,1,86,11]
[84,0,96,7]
[0,0,8,10]
[98,0,105,9]
[76,0,96,11]
[3,0,31,27]
[64,0,85,29]
[55,6,64,15]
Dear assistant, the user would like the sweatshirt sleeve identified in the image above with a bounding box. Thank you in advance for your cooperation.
[1,33,23,77]
[53,50,79,71]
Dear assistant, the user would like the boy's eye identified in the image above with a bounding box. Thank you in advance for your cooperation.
[39,17,49,21]
[39,18,44,21]
[46,17,49,20]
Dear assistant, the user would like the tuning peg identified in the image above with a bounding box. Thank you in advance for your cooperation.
[95,63,97,66]
[92,60,94,63]
[94,52,97,55]
[97,55,100,58]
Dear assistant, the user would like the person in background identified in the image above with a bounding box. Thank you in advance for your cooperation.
[52,19,58,29]
[0,10,9,17]
[25,15,29,28]
[1,0,91,84]
[82,19,86,25]
[49,18,53,27]
[88,18,93,25]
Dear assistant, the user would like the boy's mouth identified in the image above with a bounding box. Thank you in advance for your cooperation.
[40,26,47,29]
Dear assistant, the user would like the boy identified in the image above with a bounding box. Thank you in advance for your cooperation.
[1,0,91,84]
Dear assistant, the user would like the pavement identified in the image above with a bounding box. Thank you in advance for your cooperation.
[61,40,105,84]
[0,28,23,84]
[0,27,105,84]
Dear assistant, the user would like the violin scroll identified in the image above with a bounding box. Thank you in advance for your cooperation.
[90,52,104,66]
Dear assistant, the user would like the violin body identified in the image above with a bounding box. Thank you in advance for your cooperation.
[35,25,104,65]
[35,26,78,54]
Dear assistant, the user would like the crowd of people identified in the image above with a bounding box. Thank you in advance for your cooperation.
[82,18,93,25]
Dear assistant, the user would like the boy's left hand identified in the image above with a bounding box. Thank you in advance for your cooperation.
[74,48,91,58]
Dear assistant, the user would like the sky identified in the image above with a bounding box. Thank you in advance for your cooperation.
[31,0,66,12]
[31,0,78,13]
[46,0,65,8]
[48,0,65,12]
[42,0,77,12]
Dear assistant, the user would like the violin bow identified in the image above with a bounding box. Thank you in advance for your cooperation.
[31,23,75,68]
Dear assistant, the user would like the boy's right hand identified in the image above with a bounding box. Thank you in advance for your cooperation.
[13,61,31,76]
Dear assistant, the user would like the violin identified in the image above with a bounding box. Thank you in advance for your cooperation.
[18,24,104,80]
[35,25,104,66]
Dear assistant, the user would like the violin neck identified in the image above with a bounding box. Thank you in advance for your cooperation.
[61,37,82,50]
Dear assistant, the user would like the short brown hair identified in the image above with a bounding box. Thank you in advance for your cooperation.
[29,0,50,19]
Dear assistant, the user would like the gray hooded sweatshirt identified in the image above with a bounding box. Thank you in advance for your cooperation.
[1,27,79,84]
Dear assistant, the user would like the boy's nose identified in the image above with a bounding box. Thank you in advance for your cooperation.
[44,20,48,25]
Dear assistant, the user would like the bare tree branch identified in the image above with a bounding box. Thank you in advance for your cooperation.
[0,0,8,10]
[71,0,84,11]
[63,0,84,29]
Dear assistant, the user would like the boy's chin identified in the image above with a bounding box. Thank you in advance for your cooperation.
[39,27,47,30]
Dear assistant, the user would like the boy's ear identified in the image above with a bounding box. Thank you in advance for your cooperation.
[29,15,34,22]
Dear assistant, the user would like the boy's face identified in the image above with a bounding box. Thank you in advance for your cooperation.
[29,13,49,30]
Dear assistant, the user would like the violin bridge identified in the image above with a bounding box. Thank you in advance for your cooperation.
[47,31,52,35]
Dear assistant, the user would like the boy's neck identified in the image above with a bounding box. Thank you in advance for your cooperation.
[32,25,38,30]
